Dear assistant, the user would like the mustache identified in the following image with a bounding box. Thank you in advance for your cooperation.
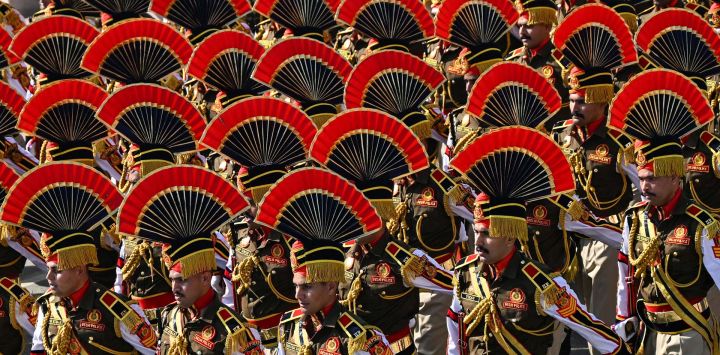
[475,245,489,254]
[520,35,531,40]
[572,112,585,119]
[642,192,656,197]
[174,292,185,298]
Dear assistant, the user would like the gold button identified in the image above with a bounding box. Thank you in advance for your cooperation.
[358,304,363,308]
[89,337,94,342]
[535,231,540,235]
[520,260,525,265]
[695,179,700,183]
[140,271,145,276]
[673,252,678,256]
[271,270,276,274]
[593,168,598,173]
[381,291,386,295]
[251,281,256,285]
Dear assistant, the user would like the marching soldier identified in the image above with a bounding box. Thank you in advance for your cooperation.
[508,0,569,131]
[114,165,262,355]
[447,126,628,355]
[613,69,720,353]
[550,7,641,349]
[254,167,392,355]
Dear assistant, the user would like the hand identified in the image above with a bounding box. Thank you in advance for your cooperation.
[611,317,638,342]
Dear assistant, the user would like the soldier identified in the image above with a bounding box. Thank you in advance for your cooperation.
[612,69,720,353]
[30,231,157,355]
[507,0,569,131]
[253,167,392,355]
[447,126,628,355]
[0,276,36,354]
[550,7,641,349]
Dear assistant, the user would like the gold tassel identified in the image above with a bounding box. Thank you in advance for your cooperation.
[387,202,408,241]
[0,223,14,247]
[619,13,638,33]
[566,199,585,221]
[704,219,720,241]
[372,199,398,222]
[410,120,433,141]
[49,318,73,355]
[652,156,685,178]
[300,344,314,355]
[305,262,346,283]
[168,331,189,355]
[525,8,558,26]
[232,255,259,294]
[340,273,363,312]
[712,152,719,179]
[250,186,271,204]
[453,130,479,155]
[463,297,494,335]
[57,246,99,271]
[141,159,173,176]
[398,254,425,286]
[39,140,48,164]
[628,213,661,278]
[310,113,335,127]
[225,329,251,354]
[177,249,217,279]
[489,216,528,243]
[562,256,579,284]
[583,85,615,104]
[122,241,149,281]
[347,330,368,355]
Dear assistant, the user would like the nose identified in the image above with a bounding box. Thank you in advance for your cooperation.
[172,280,181,293]
[46,268,54,282]
[295,286,304,302]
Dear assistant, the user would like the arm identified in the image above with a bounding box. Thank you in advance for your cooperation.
[115,241,126,294]
[30,305,46,355]
[14,298,35,336]
[542,276,626,354]
[701,228,720,289]
[119,304,157,355]
[446,288,462,355]
[407,248,454,293]
[613,218,637,342]
[221,248,237,308]
[563,213,623,249]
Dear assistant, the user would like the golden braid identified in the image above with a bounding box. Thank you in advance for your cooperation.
[340,271,363,312]
[628,211,661,278]
[48,318,73,355]
[463,297,495,336]
[121,241,150,281]
[231,255,259,294]
[167,330,189,355]
[387,201,409,243]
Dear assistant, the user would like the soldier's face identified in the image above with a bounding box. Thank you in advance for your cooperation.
[569,93,606,127]
[293,274,337,315]
[473,222,516,264]
[638,169,681,206]
[46,262,86,298]
[517,18,551,49]
[170,270,212,308]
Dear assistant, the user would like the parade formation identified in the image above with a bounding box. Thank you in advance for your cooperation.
[0,0,718,354]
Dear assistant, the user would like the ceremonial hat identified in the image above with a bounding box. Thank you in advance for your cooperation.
[0,162,123,270]
[256,168,382,283]
[18,79,108,165]
[435,0,519,75]
[188,30,268,107]
[600,0,638,32]
[151,0,251,44]
[517,0,558,25]
[609,69,714,176]
[0,80,25,139]
[636,8,720,91]
[254,0,339,42]
[48,0,99,18]
[83,0,149,26]
[201,97,317,202]
[336,0,434,53]
[553,3,637,103]
[118,165,250,278]
[450,127,575,242]
[253,37,352,127]
[310,108,429,221]
[344,50,445,139]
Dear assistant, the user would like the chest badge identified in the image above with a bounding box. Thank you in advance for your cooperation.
[687,152,710,173]
[527,205,551,227]
[320,336,341,355]
[192,325,216,349]
[667,224,690,245]
[416,187,438,208]
[501,288,528,311]
[78,309,106,332]
[371,262,396,284]
[264,243,288,266]
[588,144,612,164]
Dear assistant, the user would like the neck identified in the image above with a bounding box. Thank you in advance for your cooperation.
[68,279,90,307]
[191,286,215,311]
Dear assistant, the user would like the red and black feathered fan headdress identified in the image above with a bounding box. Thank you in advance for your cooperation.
[188,30,267,107]
[83,0,150,23]
[253,37,352,127]
[18,79,108,164]
[50,0,101,18]
[0,27,19,71]
[97,83,206,173]
[435,0,519,74]
[254,0,340,41]
[450,126,574,241]
[201,97,317,201]
[345,50,445,139]
[151,0,251,44]
[256,167,382,243]
[0,81,24,138]
[467,62,562,129]
[609,69,713,177]
[118,165,249,276]
[336,0,434,53]
[82,18,192,84]
[310,108,428,220]
[636,8,720,90]
[553,3,637,103]
[0,161,18,204]
[0,161,122,234]
[10,15,98,84]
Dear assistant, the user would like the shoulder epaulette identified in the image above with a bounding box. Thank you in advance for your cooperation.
[99,290,145,330]
[337,312,368,340]
[552,119,574,132]
[0,277,32,304]
[686,204,720,238]
[506,47,524,59]
[429,168,457,196]
[385,241,417,265]
[521,260,557,293]
[607,128,633,149]
[343,239,356,249]
[700,131,720,154]
[280,308,304,324]
[217,306,247,335]
[454,254,479,269]
[629,200,648,209]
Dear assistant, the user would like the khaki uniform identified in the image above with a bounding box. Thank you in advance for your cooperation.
[447,251,625,354]
[278,302,392,355]
[0,277,36,354]
[617,197,720,353]
[158,296,262,355]
[33,282,157,354]
[224,228,297,348]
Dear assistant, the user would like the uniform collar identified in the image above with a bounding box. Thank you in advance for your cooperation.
[67,280,90,309]
[648,188,685,220]
[189,290,221,323]
[306,299,341,331]
[529,37,551,58]
[574,117,608,142]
